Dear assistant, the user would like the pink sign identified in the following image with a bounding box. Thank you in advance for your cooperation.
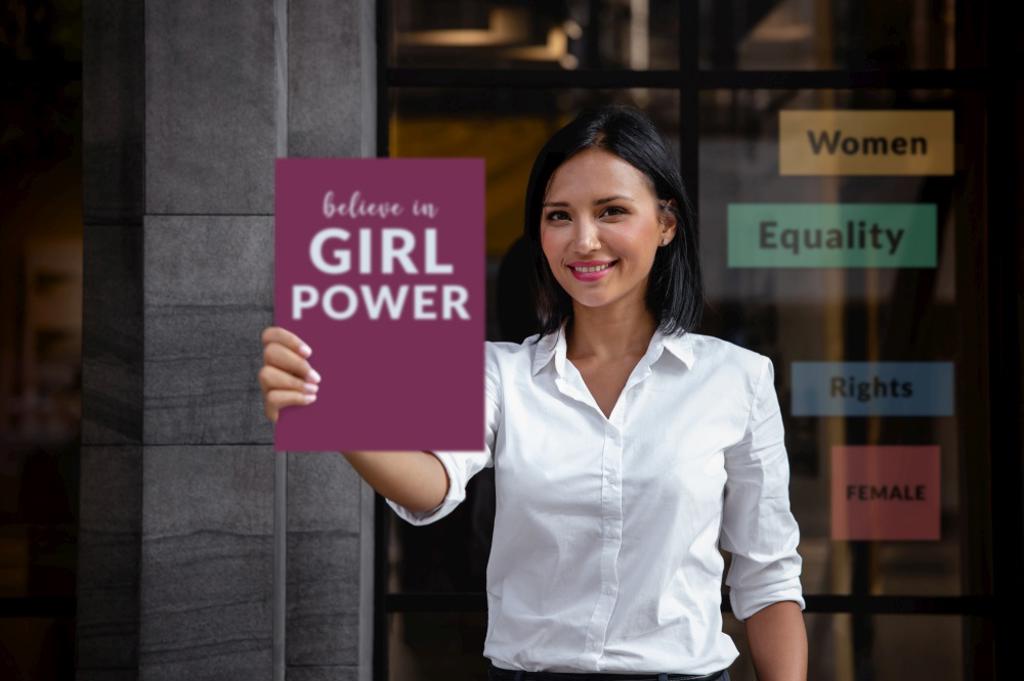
[274,158,485,452]
[831,446,941,540]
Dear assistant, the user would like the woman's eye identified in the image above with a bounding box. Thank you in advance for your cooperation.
[545,207,625,221]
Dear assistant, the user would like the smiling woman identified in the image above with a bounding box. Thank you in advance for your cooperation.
[523,105,703,340]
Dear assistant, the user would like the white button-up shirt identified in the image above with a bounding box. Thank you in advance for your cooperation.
[385,319,805,674]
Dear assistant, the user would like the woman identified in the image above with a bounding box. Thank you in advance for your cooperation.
[259,105,808,681]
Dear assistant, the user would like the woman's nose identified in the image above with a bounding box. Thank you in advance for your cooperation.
[571,217,601,251]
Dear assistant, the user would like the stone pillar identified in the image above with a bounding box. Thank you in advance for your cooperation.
[79,1,145,678]
[79,2,377,679]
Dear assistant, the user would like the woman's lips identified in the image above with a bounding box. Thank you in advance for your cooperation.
[568,260,617,281]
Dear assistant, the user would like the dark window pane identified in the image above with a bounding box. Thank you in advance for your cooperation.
[391,0,679,70]
[0,617,76,681]
[698,0,955,70]
[388,610,489,681]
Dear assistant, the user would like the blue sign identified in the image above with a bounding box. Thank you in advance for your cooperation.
[791,362,954,416]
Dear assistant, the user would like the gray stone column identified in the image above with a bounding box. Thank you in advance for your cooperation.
[79,2,378,680]
[79,1,145,678]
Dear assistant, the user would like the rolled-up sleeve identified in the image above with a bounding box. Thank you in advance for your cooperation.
[720,356,806,621]
[385,342,501,526]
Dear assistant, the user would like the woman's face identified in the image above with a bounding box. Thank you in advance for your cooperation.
[539,147,676,314]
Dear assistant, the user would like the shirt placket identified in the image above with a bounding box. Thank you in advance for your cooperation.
[555,348,660,668]
[580,414,624,664]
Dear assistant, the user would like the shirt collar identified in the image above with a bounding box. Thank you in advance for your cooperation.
[530,318,696,377]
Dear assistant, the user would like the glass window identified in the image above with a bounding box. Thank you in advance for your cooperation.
[0,6,82,679]
[0,618,76,679]
[387,610,489,681]
[381,4,1003,680]
[698,0,956,70]
[701,88,988,597]
[390,0,680,70]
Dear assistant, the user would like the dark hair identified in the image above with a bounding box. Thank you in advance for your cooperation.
[523,104,704,341]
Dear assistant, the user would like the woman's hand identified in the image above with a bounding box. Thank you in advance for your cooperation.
[259,326,321,423]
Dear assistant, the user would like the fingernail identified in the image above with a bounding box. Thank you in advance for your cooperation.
[303,394,317,404]
[307,368,321,383]
[303,382,319,394]
[299,343,312,357]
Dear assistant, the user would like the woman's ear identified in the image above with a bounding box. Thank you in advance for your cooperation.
[659,198,679,242]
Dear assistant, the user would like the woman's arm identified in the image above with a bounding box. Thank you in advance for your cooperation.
[342,450,449,513]
[744,600,808,681]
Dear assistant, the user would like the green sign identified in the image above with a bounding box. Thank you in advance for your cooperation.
[727,203,937,268]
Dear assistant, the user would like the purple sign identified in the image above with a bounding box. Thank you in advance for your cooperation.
[274,158,485,452]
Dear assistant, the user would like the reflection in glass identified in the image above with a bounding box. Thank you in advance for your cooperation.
[698,0,955,70]
[391,0,679,70]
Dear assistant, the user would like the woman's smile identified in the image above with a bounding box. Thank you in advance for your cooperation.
[568,259,618,281]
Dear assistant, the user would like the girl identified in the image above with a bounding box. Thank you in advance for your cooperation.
[259,105,807,681]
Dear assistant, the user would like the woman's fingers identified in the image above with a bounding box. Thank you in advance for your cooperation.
[258,363,320,396]
[262,340,321,384]
[264,388,317,423]
[261,325,313,359]
[259,326,320,424]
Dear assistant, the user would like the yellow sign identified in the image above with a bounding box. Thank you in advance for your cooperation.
[779,110,954,175]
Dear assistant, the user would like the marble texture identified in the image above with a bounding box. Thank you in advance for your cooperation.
[286,452,363,666]
[79,2,147,678]
[82,223,144,446]
[76,446,143,671]
[288,0,370,157]
[283,4,376,675]
[286,666,361,681]
[139,445,275,681]
[81,2,378,679]
[142,215,274,445]
[145,0,277,214]
[82,0,144,224]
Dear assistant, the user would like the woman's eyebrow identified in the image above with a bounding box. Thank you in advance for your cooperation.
[542,195,635,207]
